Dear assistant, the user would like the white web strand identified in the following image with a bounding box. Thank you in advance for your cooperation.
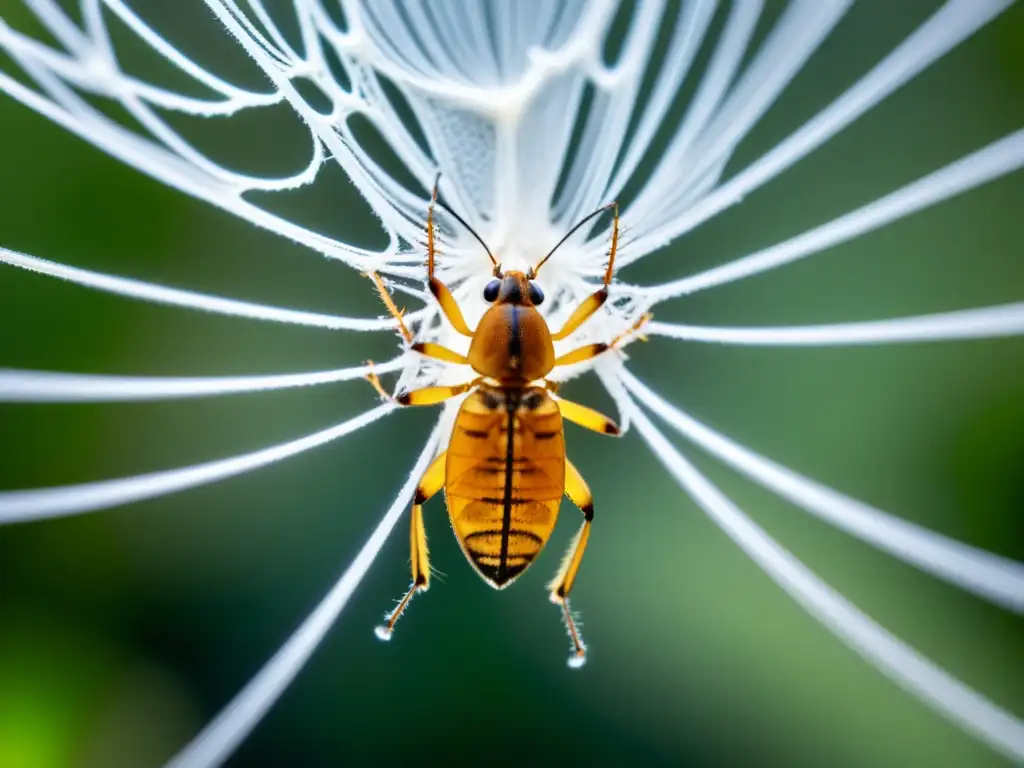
[0,246,419,332]
[165,421,442,768]
[623,394,1024,763]
[0,1,1013,281]
[621,0,1016,260]
[0,358,406,403]
[623,1,852,233]
[0,1,413,270]
[553,0,719,227]
[0,64,398,270]
[17,0,280,111]
[0,403,394,524]
[202,0,436,247]
[593,0,742,221]
[618,369,1024,613]
[645,304,1024,346]
[634,129,1024,301]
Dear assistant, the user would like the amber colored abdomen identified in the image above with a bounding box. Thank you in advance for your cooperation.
[445,386,565,588]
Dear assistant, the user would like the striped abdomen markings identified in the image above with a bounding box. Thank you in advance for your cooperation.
[446,385,565,588]
[463,528,543,578]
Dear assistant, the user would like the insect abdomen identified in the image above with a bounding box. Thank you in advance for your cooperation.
[446,387,565,588]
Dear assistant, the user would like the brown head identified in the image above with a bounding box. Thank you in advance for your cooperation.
[468,270,554,383]
[432,182,616,384]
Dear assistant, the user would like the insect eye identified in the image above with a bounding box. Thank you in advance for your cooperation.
[528,282,545,305]
[483,279,501,302]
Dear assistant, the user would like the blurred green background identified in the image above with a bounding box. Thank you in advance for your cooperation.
[1,1,1022,766]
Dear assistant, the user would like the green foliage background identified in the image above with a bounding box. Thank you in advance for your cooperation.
[1,2,1022,766]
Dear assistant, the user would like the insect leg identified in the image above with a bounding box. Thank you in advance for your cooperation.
[375,450,447,641]
[551,312,653,367]
[602,200,620,287]
[411,342,469,365]
[365,271,414,344]
[365,361,480,406]
[548,458,594,668]
[608,311,653,349]
[552,395,620,436]
[551,343,608,367]
[396,380,481,406]
[550,203,619,341]
[425,180,476,337]
[550,289,608,341]
[428,279,475,337]
[365,220,473,341]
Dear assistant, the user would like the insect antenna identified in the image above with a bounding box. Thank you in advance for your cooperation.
[430,173,500,272]
[532,201,617,277]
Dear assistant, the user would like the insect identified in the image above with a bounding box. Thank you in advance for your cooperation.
[366,180,650,667]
